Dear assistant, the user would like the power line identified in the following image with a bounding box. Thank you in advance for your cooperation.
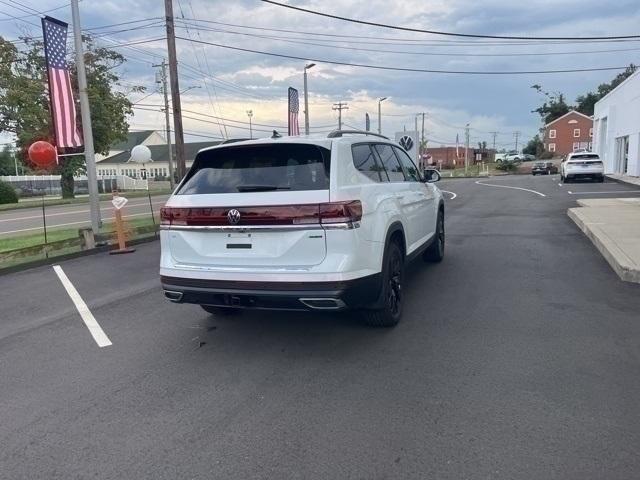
[174,21,640,57]
[175,36,631,75]
[176,17,640,47]
[260,0,640,41]
[0,1,68,22]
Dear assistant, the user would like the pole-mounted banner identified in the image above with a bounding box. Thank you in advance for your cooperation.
[288,87,300,136]
[41,16,83,149]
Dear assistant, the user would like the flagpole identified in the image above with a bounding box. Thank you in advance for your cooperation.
[71,0,101,234]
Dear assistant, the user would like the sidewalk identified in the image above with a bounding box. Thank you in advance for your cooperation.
[606,173,640,187]
[568,198,640,283]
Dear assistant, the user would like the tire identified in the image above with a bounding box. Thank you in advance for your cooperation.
[200,305,241,316]
[564,176,571,184]
[362,240,404,327]
[423,210,445,263]
[597,176,605,183]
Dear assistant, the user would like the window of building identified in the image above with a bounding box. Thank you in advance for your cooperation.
[549,129,556,139]
[351,144,384,182]
[548,143,556,153]
[573,142,580,151]
[373,144,405,182]
[574,128,580,138]
[589,128,593,137]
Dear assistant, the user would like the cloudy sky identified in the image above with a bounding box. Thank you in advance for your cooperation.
[2,0,640,150]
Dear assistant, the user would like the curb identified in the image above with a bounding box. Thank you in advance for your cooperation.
[567,208,640,284]
[605,175,640,188]
[0,235,159,277]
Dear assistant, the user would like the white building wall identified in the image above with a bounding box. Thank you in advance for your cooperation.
[593,70,640,177]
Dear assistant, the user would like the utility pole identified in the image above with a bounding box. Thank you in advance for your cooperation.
[420,112,426,169]
[514,131,521,152]
[414,115,420,166]
[464,123,470,175]
[153,59,175,189]
[490,131,498,151]
[303,63,315,135]
[246,110,253,139]
[332,102,348,130]
[164,0,186,180]
[71,0,101,234]
[378,97,387,134]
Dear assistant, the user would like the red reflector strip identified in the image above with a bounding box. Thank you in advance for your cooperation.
[161,201,363,227]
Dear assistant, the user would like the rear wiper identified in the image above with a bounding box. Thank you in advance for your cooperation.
[236,185,291,192]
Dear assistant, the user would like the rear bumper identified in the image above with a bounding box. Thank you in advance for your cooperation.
[565,172,604,179]
[160,273,383,311]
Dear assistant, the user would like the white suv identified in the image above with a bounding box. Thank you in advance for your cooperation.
[160,130,445,327]
[561,152,604,183]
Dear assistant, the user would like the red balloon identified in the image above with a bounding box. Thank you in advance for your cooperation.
[28,141,58,169]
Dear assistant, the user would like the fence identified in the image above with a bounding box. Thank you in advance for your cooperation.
[0,175,148,197]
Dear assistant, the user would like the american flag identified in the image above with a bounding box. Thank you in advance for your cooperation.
[288,87,300,136]
[42,16,83,149]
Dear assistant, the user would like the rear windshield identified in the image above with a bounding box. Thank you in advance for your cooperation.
[177,143,331,194]
[569,154,600,161]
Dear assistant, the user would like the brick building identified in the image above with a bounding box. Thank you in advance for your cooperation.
[425,147,495,169]
[542,110,593,157]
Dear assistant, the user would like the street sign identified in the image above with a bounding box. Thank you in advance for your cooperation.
[111,195,128,211]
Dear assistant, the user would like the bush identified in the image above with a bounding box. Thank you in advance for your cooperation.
[0,180,18,204]
[539,151,554,159]
[495,161,519,172]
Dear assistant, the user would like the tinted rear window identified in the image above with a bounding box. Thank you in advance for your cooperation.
[352,144,383,182]
[570,154,600,160]
[177,144,331,194]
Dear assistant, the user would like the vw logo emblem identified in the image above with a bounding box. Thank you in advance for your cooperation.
[227,209,241,225]
[399,135,414,151]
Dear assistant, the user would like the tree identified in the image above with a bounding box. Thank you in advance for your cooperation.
[0,34,141,197]
[523,135,544,157]
[0,145,16,175]
[576,64,637,116]
[531,85,571,124]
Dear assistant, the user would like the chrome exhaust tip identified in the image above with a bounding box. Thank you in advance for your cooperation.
[298,298,346,310]
[164,290,184,302]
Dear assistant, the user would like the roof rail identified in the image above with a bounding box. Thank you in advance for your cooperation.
[327,129,389,140]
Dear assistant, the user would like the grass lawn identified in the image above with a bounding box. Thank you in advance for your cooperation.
[440,162,533,178]
[0,216,157,253]
[0,189,172,212]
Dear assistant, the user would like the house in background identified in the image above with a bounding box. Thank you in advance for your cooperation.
[542,110,593,157]
[592,69,640,178]
[96,130,220,179]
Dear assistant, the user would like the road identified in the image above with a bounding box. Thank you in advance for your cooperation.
[1,175,639,479]
[0,194,170,237]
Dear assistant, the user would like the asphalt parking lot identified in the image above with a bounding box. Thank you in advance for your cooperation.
[1,175,640,479]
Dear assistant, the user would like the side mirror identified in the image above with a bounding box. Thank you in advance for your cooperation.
[423,169,441,183]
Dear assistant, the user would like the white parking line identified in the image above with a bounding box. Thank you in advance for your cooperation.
[52,265,112,348]
[567,190,640,195]
[475,181,546,197]
[440,190,457,200]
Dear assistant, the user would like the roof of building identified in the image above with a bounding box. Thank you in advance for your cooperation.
[108,130,157,152]
[544,110,593,127]
[98,141,222,164]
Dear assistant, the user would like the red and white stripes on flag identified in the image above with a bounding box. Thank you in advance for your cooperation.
[288,87,300,136]
[42,16,83,149]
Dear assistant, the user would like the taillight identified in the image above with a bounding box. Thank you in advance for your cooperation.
[319,201,362,224]
[161,201,362,227]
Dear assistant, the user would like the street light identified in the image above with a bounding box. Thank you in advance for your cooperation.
[246,110,253,139]
[378,97,388,135]
[303,63,316,135]
[180,85,201,94]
